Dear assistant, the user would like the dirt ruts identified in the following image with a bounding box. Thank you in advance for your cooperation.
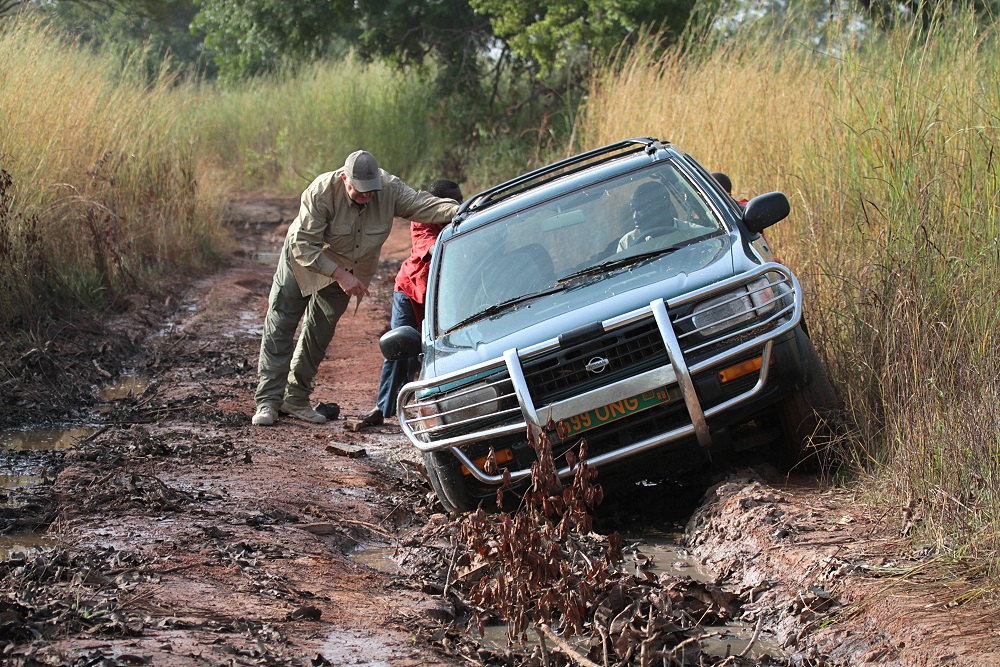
[0,195,996,666]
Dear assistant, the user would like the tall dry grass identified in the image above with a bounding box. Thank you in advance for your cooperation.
[0,15,229,330]
[580,9,1000,577]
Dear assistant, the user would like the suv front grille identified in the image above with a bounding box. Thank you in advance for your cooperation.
[522,319,668,404]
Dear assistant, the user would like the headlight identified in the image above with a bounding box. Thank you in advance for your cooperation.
[692,277,777,337]
[416,381,501,430]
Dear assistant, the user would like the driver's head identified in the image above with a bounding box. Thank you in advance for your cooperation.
[629,181,671,232]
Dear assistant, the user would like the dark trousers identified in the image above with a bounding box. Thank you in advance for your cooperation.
[376,291,421,417]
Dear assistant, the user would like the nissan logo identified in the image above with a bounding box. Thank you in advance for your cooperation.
[585,356,610,374]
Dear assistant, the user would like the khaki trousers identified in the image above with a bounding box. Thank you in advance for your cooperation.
[255,236,350,409]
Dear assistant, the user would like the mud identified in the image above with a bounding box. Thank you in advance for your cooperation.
[0,195,996,666]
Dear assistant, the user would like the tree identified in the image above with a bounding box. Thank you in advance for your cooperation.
[468,0,698,77]
[33,0,211,80]
[191,0,494,92]
[353,0,494,94]
[190,0,358,81]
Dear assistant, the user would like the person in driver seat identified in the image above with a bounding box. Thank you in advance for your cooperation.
[617,180,679,252]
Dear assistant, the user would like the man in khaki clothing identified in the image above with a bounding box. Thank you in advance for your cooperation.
[252,150,459,426]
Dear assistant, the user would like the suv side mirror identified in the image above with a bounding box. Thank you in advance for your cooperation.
[380,326,421,361]
[743,192,790,234]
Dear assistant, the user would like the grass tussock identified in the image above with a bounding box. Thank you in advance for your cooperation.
[191,58,460,194]
[0,15,229,331]
[580,9,1000,577]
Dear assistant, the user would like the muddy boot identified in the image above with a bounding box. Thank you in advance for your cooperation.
[280,402,327,424]
[252,405,278,426]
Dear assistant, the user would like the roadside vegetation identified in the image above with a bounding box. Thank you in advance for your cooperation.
[3,0,1000,592]
[580,9,1000,582]
[191,58,460,195]
[0,16,228,331]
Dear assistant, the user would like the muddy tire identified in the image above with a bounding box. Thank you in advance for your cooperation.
[776,330,841,471]
[423,451,479,513]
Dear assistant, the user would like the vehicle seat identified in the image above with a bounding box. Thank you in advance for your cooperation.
[480,244,557,303]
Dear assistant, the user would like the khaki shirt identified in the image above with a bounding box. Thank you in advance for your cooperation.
[288,168,459,296]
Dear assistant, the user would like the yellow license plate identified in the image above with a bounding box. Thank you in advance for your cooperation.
[561,386,677,437]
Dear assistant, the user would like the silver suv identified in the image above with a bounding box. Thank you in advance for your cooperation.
[381,138,831,512]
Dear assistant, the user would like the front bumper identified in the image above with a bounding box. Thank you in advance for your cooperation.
[397,262,804,485]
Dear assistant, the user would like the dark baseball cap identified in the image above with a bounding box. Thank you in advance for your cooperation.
[344,150,382,192]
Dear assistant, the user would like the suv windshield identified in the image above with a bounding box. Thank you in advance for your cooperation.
[435,161,726,334]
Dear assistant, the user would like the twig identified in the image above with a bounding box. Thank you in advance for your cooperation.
[443,541,459,599]
[378,501,406,528]
[79,425,110,444]
[337,517,396,539]
[738,614,763,658]
[88,469,120,490]
[536,626,551,667]
[537,624,602,667]
[596,624,610,667]
[665,636,701,664]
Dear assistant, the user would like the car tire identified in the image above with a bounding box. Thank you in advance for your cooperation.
[776,329,840,471]
[423,451,479,514]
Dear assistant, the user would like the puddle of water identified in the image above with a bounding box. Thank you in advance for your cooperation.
[0,473,45,493]
[349,545,403,575]
[0,427,97,452]
[622,529,714,581]
[477,623,592,653]
[350,527,785,662]
[699,621,785,662]
[0,533,55,561]
[469,531,787,663]
[477,619,784,663]
[1,426,94,495]
[100,375,150,401]
[320,629,397,666]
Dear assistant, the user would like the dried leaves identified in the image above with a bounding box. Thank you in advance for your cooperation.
[438,433,782,666]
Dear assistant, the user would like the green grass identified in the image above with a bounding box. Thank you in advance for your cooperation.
[580,8,1000,578]
[190,57,462,194]
[186,55,571,197]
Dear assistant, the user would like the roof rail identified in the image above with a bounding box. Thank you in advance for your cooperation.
[454,137,668,223]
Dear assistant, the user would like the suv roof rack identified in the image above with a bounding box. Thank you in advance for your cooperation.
[454,137,668,223]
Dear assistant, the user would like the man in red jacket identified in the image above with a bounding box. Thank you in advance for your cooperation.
[362,179,463,426]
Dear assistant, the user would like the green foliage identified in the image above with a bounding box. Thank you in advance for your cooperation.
[469,0,696,75]
[32,0,212,81]
[355,0,492,91]
[190,0,357,81]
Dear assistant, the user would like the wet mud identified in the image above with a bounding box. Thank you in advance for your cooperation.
[0,196,996,666]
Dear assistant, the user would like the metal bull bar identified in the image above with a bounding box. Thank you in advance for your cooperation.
[396,263,802,484]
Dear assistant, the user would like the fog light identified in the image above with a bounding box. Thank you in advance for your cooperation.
[462,447,515,476]
[718,356,768,383]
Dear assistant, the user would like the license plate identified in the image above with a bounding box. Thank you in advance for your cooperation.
[561,386,678,437]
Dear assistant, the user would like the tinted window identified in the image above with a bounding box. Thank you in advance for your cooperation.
[435,161,724,334]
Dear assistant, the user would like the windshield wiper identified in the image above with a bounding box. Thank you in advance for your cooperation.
[443,285,565,335]
[558,245,684,285]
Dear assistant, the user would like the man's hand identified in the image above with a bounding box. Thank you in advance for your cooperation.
[332,266,370,298]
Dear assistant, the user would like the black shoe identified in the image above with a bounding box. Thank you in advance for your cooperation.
[361,408,384,426]
[315,402,341,420]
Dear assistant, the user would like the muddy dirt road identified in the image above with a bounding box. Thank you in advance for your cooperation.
[1,197,997,666]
